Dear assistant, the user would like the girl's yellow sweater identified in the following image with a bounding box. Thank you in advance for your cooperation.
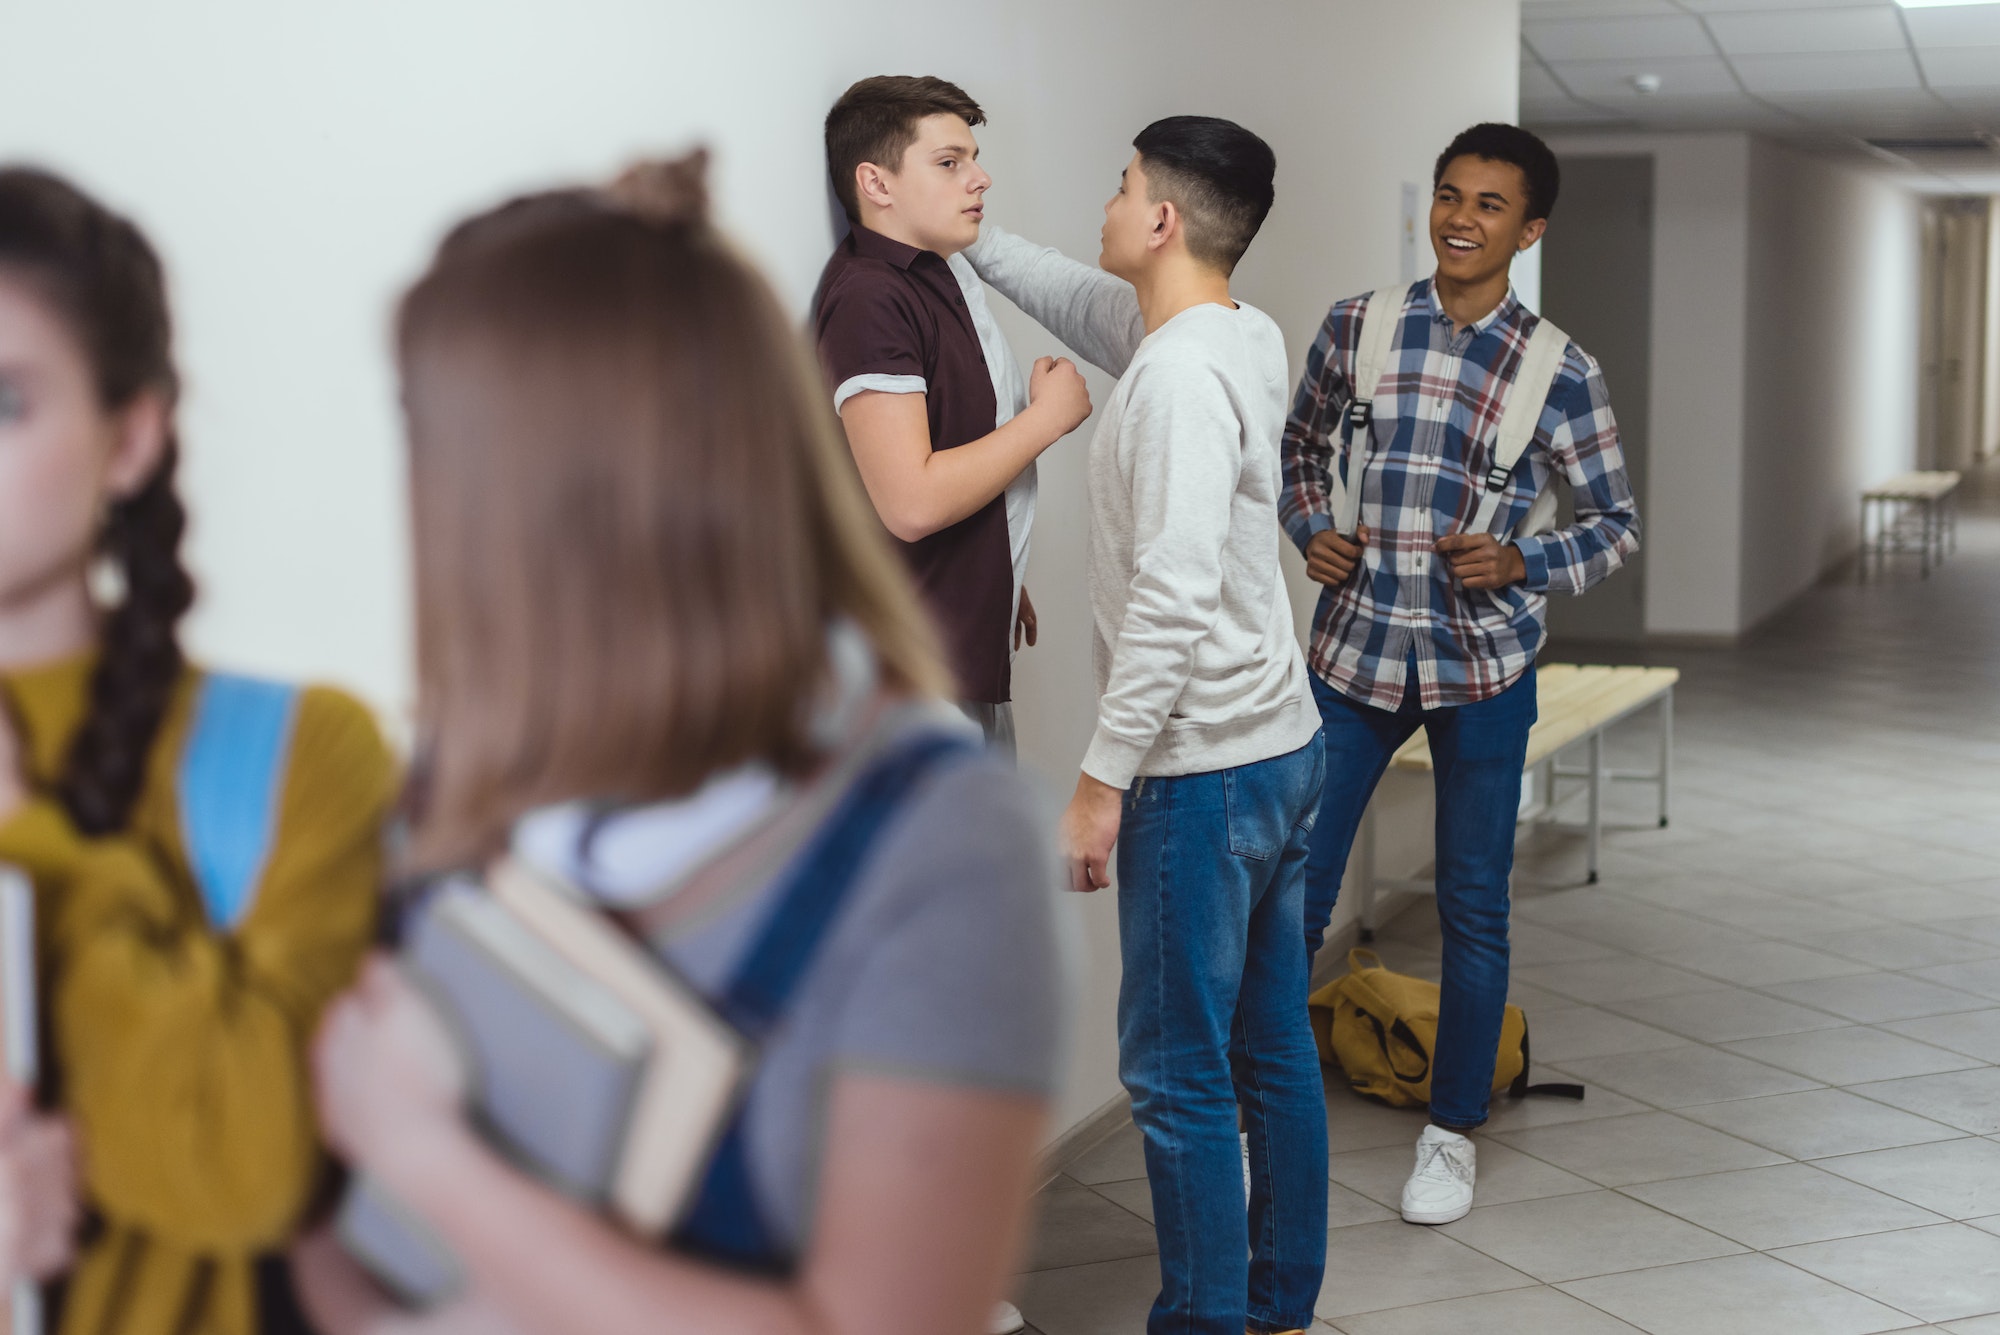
[0,655,396,1335]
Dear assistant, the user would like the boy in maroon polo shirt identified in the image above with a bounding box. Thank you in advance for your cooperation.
[816,76,1091,750]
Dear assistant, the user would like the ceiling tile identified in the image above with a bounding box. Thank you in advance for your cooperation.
[1676,0,1890,10]
[1551,55,1746,100]
[1523,101,1637,127]
[1520,0,1685,16]
[1918,45,2000,92]
[1730,48,1923,94]
[1901,6,2000,49]
[1763,88,1975,135]
[1522,60,1575,103]
[1522,14,1718,61]
[1608,95,1807,131]
[1706,7,1908,55]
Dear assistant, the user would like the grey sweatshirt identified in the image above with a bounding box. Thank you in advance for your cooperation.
[964,226,1319,788]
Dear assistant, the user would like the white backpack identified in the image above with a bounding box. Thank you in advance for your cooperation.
[1331,283,1571,541]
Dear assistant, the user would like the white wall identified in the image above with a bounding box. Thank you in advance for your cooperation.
[3,0,1523,1143]
[1740,139,1923,629]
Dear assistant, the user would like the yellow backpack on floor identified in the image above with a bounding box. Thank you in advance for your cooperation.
[1308,949,1583,1110]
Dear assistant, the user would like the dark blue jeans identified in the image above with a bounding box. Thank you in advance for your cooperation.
[1302,667,1537,1130]
[1116,734,1328,1335]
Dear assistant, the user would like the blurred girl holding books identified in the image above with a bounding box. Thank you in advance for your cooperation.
[0,168,399,1334]
[293,150,1066,1335]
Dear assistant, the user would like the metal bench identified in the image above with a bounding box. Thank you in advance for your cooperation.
[1355,663,1681,939]
[1860,470,1960,581]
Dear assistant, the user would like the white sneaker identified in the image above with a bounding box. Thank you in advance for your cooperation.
[1400,1125,1476,1225]
[988,1300,1026,1334]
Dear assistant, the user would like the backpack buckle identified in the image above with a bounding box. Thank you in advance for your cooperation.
[1347,398,1373,435]
[1485,463,1513,492]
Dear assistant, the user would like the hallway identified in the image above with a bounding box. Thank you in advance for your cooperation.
[1015,463,2000,1333]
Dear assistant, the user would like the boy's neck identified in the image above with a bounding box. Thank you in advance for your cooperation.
[1131,257,1236,334]
[857,211,962,260]
[1432,265,1513,334]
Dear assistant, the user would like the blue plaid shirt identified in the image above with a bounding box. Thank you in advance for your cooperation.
[1279,280,1640,711]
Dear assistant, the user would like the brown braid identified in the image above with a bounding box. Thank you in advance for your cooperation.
[0,167,196,835]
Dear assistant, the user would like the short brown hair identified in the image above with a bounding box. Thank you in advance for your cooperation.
[398,151,949,869]
[825,75,985,223]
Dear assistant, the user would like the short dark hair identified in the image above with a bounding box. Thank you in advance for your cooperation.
[1433,123,1560,222]
[1131,116,1276,274]
[825,76,986,223]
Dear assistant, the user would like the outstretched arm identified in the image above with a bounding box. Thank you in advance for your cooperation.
[962,226,1145,377]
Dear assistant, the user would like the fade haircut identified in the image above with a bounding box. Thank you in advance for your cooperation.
[1131,115,1276,274]
[825,76,986,223]
[1433,123,1561,222]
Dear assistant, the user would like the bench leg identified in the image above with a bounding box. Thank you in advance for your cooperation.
[1659,688,1674,829]
[1587,731,1604,885]
[1358,802,1378,944]
[1858,496,1870,584]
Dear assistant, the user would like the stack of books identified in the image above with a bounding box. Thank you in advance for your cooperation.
[337,860,745,1306]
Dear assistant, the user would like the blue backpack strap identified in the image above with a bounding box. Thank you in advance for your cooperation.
[179,673,302,931]
[673,727,976,1272]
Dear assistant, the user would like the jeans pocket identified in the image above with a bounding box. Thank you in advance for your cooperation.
[1294,732,1328,835]
[1223,765,1284,861]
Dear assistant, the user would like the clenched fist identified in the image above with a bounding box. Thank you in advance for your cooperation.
[1028,356,1091,436]
[1305,525,1370,587]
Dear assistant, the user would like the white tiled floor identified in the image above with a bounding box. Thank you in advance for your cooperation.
[1014,463,2000,1332]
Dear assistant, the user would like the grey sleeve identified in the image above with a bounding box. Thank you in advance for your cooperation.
[962,225,1146,378]
[826,757,1069,1097]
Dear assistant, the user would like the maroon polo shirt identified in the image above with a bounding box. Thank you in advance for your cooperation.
[814,224,1013,704]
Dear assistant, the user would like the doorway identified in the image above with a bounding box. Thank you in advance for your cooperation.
[1540,154,1653,644]
[1919,196,1999,472]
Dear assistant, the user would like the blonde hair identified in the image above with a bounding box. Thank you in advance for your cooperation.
[399,150,947,868]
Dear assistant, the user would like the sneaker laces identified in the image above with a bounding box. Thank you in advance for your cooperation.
[1412,1134,1473,1187]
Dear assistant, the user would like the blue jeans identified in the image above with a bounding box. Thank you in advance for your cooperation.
[1116,734,1328,1335]
[1302,667,1537,1130]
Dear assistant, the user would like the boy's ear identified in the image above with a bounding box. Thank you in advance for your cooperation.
[1147,199,1179,255]
[1517,216,1548,253]
[856,161,894,213]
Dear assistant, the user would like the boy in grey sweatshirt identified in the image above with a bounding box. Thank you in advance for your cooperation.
[966,118,1325,1335]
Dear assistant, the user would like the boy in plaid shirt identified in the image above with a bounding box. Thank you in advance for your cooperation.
[1279,123,1639,1225]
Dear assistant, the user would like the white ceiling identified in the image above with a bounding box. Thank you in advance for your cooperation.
[1521,0,2000,190]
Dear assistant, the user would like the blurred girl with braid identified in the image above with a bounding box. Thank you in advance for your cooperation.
[0,167,397,1334]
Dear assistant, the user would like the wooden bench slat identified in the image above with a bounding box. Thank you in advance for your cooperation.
[1388,665,1678,773]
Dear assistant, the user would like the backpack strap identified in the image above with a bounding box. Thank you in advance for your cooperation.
[1469,315,1571,538]
[673,727,978,1273]
[178,673,302,931]
[1333,284,1410,538]
[1508,1015,1586,1102]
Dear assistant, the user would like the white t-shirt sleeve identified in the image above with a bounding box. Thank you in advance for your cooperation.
[832,373,927,414]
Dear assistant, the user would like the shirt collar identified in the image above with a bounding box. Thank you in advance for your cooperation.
[1421,276,1523,338]
[844,223,931,272]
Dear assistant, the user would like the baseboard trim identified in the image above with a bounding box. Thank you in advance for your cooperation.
[1036,902,1404,1185]
[1036,1092,1131,1191]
